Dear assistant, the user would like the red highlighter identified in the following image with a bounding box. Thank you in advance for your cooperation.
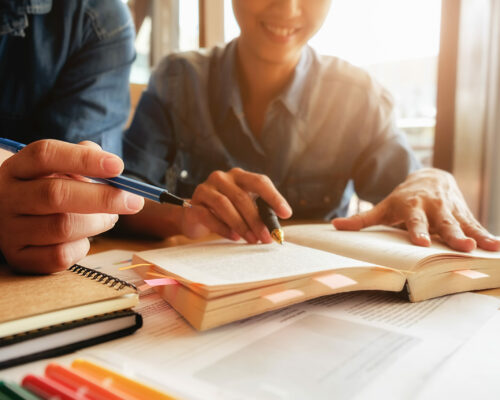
[45,363,129,400]
[22,374,91,400]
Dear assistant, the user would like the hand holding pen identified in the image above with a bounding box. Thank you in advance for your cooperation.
[189,167,291,244]
[0,138,149,273]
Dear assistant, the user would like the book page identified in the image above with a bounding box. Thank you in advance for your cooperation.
[135,240,387,287]
[284,224,500,271]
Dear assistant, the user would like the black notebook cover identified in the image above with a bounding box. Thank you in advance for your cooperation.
[0,309,143,370]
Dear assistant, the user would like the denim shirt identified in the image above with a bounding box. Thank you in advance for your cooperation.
[0,0,135,155]
[124,40,420,220]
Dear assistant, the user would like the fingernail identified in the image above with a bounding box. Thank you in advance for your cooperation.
[125,194,144,211]
[246,231,258,244]
[110,214,119,224]
[419,233,430,241]
[230,231,241,241]
[101,156,123,175]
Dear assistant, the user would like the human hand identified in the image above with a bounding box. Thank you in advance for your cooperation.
[188,168,292,243]
[0,140,144,273]
[332,168,500,252]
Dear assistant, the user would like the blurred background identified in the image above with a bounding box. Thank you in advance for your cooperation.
[123,0,500,234]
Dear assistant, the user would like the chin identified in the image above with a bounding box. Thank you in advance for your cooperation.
[256,48,302,65]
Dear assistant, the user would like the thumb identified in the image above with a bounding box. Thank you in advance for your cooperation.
[332,206,382,231]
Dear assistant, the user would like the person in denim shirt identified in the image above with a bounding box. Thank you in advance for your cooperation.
[122,0,500,253]
[0,0,144,273]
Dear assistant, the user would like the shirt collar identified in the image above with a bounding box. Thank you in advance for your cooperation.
[277,46,313,117]
[0,0,52,37]
[217,40,313,119]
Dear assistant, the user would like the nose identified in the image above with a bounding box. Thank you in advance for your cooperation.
[273,0,302,18]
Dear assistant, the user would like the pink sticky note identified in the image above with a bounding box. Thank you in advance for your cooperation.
[453,269,489,279]
[264,289,304,304]
[314,273,357,289]
[144,278,179,287]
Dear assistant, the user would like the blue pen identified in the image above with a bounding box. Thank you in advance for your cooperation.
[0,137,191,208]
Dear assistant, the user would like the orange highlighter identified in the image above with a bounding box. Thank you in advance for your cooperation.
[71,359,177,400]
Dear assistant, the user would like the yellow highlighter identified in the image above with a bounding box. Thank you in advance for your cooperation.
[71,359,177,400]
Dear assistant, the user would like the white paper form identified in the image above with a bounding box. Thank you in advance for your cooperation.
[86,289,500,400]
[416,310,500,400]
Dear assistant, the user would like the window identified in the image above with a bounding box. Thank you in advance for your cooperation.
[126,0,200,84]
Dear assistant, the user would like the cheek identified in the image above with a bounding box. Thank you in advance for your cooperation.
[306,3,331,36]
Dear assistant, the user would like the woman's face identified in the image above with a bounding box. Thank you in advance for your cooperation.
[233,0,332,66]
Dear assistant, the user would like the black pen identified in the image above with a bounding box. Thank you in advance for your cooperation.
[256,197,284,244]
[0,137,191,208]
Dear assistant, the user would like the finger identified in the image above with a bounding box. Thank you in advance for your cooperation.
[8,178,144,215]
[404,208,431,247]
[8,213,119,246]
[432,212,476,252]
[78,141,102,150]
[4,139,124,179]
[6,238,91,274]
[183,205,236,240]
[212,175,271,243]
[193,184,258,243]
[332,205,385,231]
[232,169,292,219]
[455,216,500,252]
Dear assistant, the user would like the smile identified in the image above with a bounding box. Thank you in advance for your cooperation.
[262,22,300,39]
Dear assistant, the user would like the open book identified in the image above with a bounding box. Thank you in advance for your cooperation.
[132,224,500,331]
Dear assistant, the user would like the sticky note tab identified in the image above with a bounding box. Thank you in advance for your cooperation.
[454,269,489,279]
[314,273,357,289]
[119,263,152,271]
[264,289,304,304]
[144,278,179,287]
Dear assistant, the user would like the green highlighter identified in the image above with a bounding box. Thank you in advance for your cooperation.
[0,381,40,400]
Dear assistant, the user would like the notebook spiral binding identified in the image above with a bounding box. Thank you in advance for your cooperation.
[68,264,137,291]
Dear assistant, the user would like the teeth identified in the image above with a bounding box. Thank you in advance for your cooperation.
[264,24,297,37]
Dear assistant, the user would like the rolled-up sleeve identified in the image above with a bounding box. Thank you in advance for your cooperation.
[351,89,421,204]
[123,58,179,187]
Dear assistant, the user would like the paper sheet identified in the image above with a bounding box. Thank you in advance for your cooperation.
[416,311,500,400]
[135,240,384,286]
[284,224,500,271]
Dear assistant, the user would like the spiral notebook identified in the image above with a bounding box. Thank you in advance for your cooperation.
[0,265,142,369]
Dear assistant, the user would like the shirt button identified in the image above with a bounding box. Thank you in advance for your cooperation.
[299,199,307,206]
[179,170,189,179]
[323,195,331,203]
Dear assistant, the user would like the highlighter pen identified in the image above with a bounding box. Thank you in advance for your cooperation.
[71,359,176,400]
[21,374,87,400]
[256,197,284,244]
[0,137,191,208]
[45,363,124,400]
